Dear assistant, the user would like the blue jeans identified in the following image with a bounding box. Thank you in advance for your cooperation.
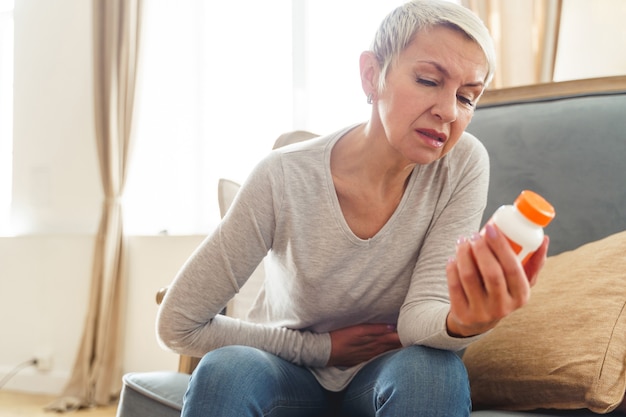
[181,345,471,417]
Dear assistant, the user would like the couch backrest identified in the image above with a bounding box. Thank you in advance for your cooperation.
[468,76,626,255]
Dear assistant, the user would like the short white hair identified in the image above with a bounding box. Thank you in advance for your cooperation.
[371,0,496,91]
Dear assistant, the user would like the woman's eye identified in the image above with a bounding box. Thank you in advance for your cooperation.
[417,78,437,87]
[417,76,476,108]
[457,95,475,107]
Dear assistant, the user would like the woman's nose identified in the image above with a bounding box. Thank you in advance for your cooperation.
[432,92,458,123]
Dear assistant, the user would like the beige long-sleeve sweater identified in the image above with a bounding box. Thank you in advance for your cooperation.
[157,125,489,391]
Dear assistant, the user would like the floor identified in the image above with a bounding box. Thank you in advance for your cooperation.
[0,391,117,416]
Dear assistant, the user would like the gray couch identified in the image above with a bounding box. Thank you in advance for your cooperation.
[116,76,626,416]
[461,75,626,416]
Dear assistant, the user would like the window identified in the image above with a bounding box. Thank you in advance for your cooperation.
[0,0,14,235]
[124,0,406,235]
[124,1,292,235]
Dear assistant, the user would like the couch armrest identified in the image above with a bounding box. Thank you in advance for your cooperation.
[478,75,626,106]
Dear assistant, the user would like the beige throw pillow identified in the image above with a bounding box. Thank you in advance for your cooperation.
[463,230,626,413]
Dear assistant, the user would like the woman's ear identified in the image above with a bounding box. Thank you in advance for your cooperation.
[359,51,380,101]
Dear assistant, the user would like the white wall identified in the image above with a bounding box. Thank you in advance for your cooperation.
[0,234,204,394]
[0,0,205,395]
[0,236,93,393]
[11,0,100,235]
[554,0,626,81]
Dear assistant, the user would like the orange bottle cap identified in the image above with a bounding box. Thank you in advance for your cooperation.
[514,190,555,227]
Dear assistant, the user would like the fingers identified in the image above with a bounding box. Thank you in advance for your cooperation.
[524,235,549,286]
[447,237,495,335]
[355,323,402,350]
[478,224,529,302]
[355,323,398,337]
[453,236,484,301]
[446,225,534,337]
[350,323,401,350]
[446,254,469,311]
[328,323,401,367]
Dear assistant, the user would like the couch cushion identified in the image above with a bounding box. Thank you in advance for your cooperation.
[116,371,188,417]
[463,230,626,413]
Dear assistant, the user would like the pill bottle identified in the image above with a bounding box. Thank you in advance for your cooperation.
[484,190,555,265]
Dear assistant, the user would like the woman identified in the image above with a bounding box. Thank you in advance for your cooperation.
[157,1,549,415]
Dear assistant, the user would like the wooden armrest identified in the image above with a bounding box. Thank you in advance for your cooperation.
[178,356,201,375]
[156,287,168,305]
[155,286,201,374]
[478,75,626,106]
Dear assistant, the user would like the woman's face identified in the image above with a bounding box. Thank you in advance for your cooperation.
[373,25,488,165]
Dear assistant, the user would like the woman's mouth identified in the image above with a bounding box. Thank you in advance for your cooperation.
[417,129,446,149]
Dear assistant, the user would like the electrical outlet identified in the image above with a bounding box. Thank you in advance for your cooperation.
[34,352,53,372]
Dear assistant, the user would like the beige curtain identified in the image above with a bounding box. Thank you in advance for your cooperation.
[463,0,562,88]
[46,0,142,411]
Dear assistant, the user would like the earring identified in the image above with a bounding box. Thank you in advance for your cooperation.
[367,93,374,104]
